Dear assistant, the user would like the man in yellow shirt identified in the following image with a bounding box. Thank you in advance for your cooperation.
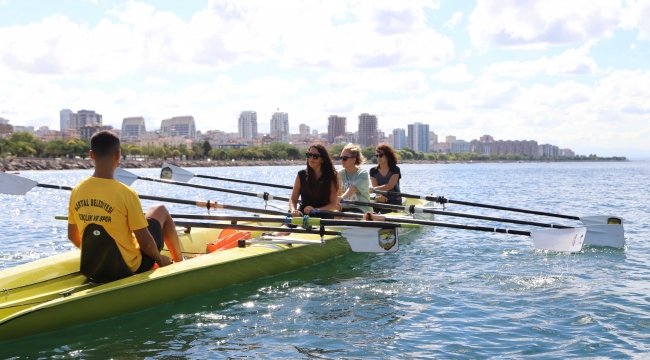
[68,131,182,279]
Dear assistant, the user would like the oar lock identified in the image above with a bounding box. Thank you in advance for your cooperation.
[256,192,272,208]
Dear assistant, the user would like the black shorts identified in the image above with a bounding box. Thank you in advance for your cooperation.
[135,218,164,273]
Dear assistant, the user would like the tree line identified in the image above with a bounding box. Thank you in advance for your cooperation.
[0,132,627,162]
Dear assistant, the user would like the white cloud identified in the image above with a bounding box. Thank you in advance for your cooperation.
[630,43,637,50]
[444,12,463,28]
[0,0,454,81]
[431,64,474,83]
[469,0,621,49]
[620,0,650,40]
[484,41,600,77]
[143,77,169,86]
[319,70,429,93]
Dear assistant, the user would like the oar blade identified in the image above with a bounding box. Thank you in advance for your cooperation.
[161,163,194,182]
[114,168,139,186]
[531,227,586,252]
[0,172,38,195]
[584,224,625,248]
[342,227,399,253]
[579,215,623,226]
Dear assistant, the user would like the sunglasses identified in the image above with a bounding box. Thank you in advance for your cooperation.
[375,153,385,158]
[305,152,321,159]
[340,156,353,161]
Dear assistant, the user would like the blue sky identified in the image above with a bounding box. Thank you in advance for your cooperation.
[1,0,649,158]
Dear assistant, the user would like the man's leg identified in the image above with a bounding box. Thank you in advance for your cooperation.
[145,204,184,262]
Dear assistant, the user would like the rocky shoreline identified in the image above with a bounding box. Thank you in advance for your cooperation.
[0,158,305,171]
[1,157,625,172]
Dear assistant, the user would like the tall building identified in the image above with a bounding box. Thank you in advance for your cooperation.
[69,110,102,130]
[60,109,73,131]
[393,128,406,150]
[238,111,258,140]
[270,112,289,143]
[327,115,346,144]
[445,135,456,144]
[160,116,196,139]
[358,113,378,147]
[299,124,311,140]
[121,117,147,141]
[80,124,113,140]
[407,122,430,153]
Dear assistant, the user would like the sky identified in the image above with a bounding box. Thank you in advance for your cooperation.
[1,0,649,158]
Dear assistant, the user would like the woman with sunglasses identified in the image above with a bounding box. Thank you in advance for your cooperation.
[369,143,402,213]
[337,143,373,214]
[288,144,339,219]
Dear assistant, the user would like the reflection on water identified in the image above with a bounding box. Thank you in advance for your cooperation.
[1,162,649,358]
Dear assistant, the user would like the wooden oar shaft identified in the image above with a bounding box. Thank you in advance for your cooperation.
[311,209,531,236]
[376,190,580,220]
[137,175,291,202]
[342,200,572,228]
[194,174,293,190]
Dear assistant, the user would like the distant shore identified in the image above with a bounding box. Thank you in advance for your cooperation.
[0,157,627,172]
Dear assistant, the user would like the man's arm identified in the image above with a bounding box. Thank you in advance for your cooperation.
[133,228,172,267]
[67,223,81,249]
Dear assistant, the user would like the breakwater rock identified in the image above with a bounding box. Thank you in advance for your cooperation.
[1,158,301,171]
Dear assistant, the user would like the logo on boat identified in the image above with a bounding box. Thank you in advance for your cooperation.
[160,167,173,180]
[378,228,397,251]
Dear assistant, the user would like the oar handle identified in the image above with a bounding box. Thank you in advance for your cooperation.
[138,176,291,202]
[195,174,293,190]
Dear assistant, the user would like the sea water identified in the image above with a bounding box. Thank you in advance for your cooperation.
[1,162,649,358]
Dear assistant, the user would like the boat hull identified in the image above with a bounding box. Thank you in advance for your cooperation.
[0,200,430,342]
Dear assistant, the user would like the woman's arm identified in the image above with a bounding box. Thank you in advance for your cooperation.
[289,174,302,217]
[339,184,358,200]
[373,174,400,191]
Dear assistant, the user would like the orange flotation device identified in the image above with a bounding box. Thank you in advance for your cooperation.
[206,230,252,253]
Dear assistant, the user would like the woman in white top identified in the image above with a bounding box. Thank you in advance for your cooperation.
[337,143,373,214]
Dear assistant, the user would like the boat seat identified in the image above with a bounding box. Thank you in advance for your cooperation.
[81,224,134,283]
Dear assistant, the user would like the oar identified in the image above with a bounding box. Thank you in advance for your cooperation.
[366,194,625,248]
[0,171,286,216]
[341,200,573,228]
[341,199,625,248]
[161,163,293,190]
[168,213,419,230]
[167,221,402,253]
[310,209,587,252]
[115,168,290,204]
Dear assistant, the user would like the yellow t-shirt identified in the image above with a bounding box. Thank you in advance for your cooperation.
[68,177,149,272]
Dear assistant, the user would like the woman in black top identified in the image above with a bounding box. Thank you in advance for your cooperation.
[369,143,402,213]
[289,144,339,218]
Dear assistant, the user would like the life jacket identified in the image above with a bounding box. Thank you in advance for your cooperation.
[80,224,134,283]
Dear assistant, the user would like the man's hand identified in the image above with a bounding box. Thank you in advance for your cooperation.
[157,255,172,267]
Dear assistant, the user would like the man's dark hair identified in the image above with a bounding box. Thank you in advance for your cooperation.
[90,131,120,159]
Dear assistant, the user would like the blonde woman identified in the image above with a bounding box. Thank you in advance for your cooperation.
[337,143,372,214]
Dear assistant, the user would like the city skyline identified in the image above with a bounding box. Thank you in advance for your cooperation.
[1,1,649,158]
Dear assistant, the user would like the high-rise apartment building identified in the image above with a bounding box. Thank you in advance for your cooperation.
[270,112,289,143]
[121,117,147,141]
[328,115,346,144]
[299,124,311,140]
[60,109,73,131]
[445,135,456,144]
[407,122,430,153]
[358,113,378,147]
[69,110,102,130]
[393,128,406,150]
[238,111,258,140]
[160,116,196,138]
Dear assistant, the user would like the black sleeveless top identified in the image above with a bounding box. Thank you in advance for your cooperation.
[369,165,401,202]
[298,169,329,212]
